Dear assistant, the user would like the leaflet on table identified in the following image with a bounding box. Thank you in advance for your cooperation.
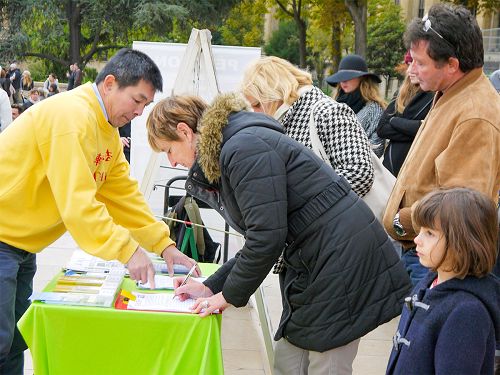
[29,292,117,308]
[137,275,207,290]
[121,291,219,313]
[30,270,125,308]
[65,249,190,274]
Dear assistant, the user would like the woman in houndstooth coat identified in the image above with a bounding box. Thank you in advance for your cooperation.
[241,56,374,197]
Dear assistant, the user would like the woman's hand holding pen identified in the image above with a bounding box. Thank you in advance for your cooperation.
[173,279,230,316]
[173,278,211,301]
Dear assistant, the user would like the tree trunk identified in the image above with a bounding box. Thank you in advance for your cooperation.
[296,16,307,68]
[67,0,82,65]
[345,0,367,57]
[331,22,342,74]
[274,0,308,68]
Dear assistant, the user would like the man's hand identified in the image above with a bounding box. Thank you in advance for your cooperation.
[127,247,156,289]
[161,245,201,277]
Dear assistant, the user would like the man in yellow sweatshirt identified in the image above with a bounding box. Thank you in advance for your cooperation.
[0,48,199,374]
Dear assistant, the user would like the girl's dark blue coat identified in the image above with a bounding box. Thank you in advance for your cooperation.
[387,272,500,375]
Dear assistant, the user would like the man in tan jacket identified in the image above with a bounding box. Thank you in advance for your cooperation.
[383,3,500,285]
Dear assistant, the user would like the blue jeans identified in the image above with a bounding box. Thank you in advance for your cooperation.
[0,242,36,375]
[402,247,429,286]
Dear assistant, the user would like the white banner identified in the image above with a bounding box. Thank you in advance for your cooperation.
[131,41,261,186]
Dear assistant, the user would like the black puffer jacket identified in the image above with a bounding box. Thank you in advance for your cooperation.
[187,93,411,352]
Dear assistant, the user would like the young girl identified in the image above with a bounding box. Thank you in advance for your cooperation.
[386,187,500,375]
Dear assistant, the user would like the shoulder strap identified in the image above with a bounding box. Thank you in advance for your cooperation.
[308,98,333,167]
[411,95,434,120]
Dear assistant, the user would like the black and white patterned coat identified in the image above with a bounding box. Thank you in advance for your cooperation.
[280,86,374,196]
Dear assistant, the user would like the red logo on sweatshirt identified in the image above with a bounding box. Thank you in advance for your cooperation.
[93,149,113,181]
[94,149,113,166]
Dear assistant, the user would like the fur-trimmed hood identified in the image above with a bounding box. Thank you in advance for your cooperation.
[196,92,283,183]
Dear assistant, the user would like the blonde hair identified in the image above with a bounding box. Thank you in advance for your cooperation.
[146,96,207,152]
[241,56,312,115]
[359,77,387,109]
[334,76,387,109]
[22,71,33,88]
[395,74,420,113]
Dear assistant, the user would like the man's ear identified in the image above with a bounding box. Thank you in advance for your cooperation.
[447,57,460,74]
[101,75,117,94]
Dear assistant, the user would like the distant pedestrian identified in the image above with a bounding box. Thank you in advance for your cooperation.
[6,63,22,104]
[21,71,34,100]
[22,89,40,111]
[42,73,59,96]
[73,63,83,88]
[47,83,59,97]
[67,64,75,90]
[10,104,23,120]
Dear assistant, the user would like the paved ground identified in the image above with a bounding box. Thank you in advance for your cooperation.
[23,231,398,375]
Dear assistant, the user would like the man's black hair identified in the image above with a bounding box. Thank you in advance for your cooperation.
[404,3,483,73]
[95,48,163,92]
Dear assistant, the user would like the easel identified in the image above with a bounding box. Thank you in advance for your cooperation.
[139,29,230,262]
[140,28,220,199]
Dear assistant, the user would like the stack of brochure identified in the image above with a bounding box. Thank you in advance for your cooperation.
[30,269,125,308]
[30,250,192,308]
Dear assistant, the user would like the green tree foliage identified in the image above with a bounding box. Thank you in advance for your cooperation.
[219,0,266,46]
[264,20,300,66]
[0,0,241,73]
[449,0,500,14]
[309,0,350,76]
[366,0,405,79]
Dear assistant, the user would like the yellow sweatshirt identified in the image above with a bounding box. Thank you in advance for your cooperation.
[0,83,174,263]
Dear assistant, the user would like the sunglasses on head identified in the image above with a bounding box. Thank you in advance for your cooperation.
[422,15,457,53]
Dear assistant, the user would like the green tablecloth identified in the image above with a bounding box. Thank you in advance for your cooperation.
[18,263,223,375]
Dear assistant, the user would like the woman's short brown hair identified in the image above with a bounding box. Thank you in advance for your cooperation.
[146,95,207,152]
[412,187,498,278]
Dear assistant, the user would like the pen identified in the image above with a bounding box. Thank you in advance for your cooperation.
[172,264,197,300]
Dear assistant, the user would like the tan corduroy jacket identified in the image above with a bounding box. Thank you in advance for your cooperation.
[383,68,500,248]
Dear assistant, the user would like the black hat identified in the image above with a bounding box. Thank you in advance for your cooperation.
[326,54,381,86]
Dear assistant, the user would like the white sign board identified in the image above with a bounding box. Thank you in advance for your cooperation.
[131,41,261,186]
